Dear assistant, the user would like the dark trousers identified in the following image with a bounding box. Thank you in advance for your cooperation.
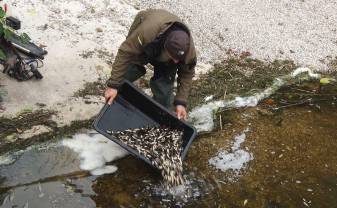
[123,64,177,108]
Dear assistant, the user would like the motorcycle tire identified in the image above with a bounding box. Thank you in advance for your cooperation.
[32,69,43,79]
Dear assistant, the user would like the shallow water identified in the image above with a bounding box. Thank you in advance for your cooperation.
[0,84,337,208]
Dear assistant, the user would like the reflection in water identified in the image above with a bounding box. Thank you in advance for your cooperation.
[0,142,97,208]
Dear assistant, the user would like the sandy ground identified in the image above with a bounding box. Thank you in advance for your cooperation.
[0,0,138,124]
[0,0,336,129]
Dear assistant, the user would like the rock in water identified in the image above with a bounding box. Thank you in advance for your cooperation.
[107,126,184,188]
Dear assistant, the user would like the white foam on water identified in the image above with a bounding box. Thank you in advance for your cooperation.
[168,184,187,196]
[291,67,320,79]
[209,130,253,172]
[189,67,320,132]
[209,150,252,172]
[231,128,249,151]
[204,95,214,102]
[90,166,118,176]
[62,133,128,176]
[150,178,207,204]
[0,155,16,166]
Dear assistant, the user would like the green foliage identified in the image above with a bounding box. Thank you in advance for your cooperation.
[320,78,331,85]
[0,7,6,59]
[0,48,6,59]
[3,28,12,40]
[20,33,31,43]
[16,107,33,117]
[0,6,31,43]
[0,9,5,40]
[0,7,5,19]
[320,77,336,85]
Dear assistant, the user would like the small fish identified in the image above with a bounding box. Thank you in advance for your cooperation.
[2,195,9,205]
[109,126,184,187]
[38,183,42,192]
[9,190,15,202]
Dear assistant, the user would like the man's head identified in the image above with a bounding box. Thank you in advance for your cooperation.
[164,30,190,63]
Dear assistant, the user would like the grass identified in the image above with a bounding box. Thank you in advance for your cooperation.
[188,52,297,109]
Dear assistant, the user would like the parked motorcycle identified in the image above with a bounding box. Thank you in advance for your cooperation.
[0,6,47,81]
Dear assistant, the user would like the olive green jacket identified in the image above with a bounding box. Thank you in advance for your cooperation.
[106,9,197,106]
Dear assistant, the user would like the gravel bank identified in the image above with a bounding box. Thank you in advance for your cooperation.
[140,0,337,70]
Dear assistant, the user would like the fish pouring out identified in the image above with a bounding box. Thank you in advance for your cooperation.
[107,126,184,188]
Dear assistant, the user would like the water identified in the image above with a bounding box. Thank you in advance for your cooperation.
[0,142,96,208]
[209,128,253,173]
[0,81,337,207]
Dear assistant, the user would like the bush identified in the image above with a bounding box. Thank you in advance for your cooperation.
[0,6,31,59]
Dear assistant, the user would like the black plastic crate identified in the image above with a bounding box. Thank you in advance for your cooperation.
[93,80,197,167]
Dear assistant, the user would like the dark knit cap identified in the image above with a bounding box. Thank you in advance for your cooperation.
[164,30,190,61]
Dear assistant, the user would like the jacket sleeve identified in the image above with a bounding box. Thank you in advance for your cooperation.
[174,58,196,107]
[106,36,142,89]
[106,18,159,88]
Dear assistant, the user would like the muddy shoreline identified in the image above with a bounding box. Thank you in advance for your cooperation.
[0,112,94,155]
[1,53,336,154]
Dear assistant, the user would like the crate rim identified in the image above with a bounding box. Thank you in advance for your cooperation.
[92,80,198,167]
